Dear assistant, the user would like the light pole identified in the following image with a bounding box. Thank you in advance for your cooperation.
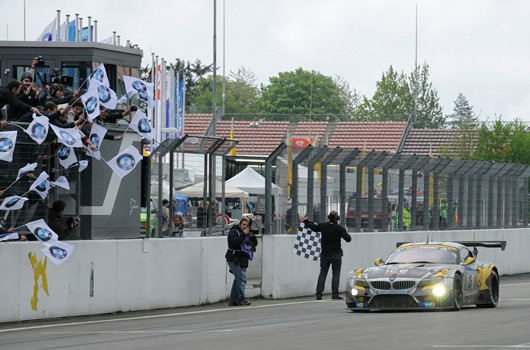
[249,121,260,155]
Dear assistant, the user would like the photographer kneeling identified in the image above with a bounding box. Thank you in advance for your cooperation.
[48,200,78,240]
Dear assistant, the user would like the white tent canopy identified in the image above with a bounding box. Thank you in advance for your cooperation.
[177,180,248,199]
[226,167,283,195]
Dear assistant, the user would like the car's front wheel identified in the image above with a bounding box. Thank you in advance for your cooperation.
[477,270,499,308]
[452,274,463,311]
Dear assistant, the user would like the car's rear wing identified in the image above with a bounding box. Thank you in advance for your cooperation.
[396,241,507,251]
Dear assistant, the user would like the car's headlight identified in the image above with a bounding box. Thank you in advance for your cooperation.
[418,277,442,287]
[432,284,446,296]
[350,288,359,296]
[355,279,369,287]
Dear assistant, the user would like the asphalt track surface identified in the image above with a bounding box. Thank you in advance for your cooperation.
[1,273,529,350]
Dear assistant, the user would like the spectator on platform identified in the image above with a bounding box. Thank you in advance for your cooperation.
[47,200,78,240]
[0,80,40,121]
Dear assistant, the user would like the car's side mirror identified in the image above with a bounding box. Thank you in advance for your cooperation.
[375,258,385,266]
[461,256,475,265]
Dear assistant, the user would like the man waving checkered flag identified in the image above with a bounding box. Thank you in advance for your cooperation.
[293,222,321,261]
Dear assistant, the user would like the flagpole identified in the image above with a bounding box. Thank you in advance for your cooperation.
[413,3,418,128]
[23,0,26,41]
[222,0,226,120]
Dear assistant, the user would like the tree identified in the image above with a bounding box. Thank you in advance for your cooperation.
[257,68,347,121]
[356,63,445,128]
[474,117,529,163]
[447,93,479,129]
[334,75,363,119]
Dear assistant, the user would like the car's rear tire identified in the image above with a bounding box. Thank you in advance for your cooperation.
[477,270,499,308]
[452,274,463,311]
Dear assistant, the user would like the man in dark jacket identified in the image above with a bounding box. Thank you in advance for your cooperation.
[300,210,351,300]
[48,200,78,240]
[225,217,258,306]
[0,80,40,120]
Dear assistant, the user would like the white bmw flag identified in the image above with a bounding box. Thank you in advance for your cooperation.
[16,162,38,181]
[78,160,89,172]
[41,241,75,266]
[89,63,110,88]
[106,145,142,179]
[81,86,101,122]
[24,114,49,144]
[117,91,134,104]
[94,84,117,109]
[0,232,19,242]
[293,222,322,261]
[87,123,107,160]
[123,76,155,109]
[0,195,28,211]
[50,124,84,148]
[57,145,78,169]
[0,131,17,162]
[26,219,59,246]
[129,109,155,140]
[29,171,50,199]
[50,176,70,190]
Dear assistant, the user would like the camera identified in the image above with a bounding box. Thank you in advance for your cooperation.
[50,68,74,86]
[34,56,45,67]
[66,216,80,227]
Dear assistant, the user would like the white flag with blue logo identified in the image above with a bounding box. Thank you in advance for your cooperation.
[24,114,49,144]
[36,18,57,41]
[0,232,19,242]
[50,176,70,190]
[123,76,155,109]
[0,131,17,162]
[50,124,84,148]
[89,63,110,88]
[87,123,107,160]
[81,86,101,122]
[129,109,155,140]
[41,241,75,266]
[94,84,117,109]
[25,219,59,245]
[16,162,38,181]
[117,91,134,104]
[78,160,89,172]
[29,171,50,199]
[0,195,28,211]
[57,145,78,169]
[106,145,142,179]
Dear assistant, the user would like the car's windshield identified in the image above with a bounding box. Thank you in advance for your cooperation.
[386,246,458,264]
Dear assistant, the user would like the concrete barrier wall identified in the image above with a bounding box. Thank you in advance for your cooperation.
[1,229,528,323]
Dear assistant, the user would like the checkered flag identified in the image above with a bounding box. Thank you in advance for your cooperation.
[293,222,321,261]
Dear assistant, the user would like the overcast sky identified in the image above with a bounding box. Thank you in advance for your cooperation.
[1,0,530,122]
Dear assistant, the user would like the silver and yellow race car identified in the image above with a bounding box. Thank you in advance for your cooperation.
[346,241,506,311]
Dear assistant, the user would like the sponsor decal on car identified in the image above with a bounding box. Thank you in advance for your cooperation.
[375,289,412,295]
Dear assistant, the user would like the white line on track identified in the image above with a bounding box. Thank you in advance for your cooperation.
[0,299,335,334]
[433,345,530,348]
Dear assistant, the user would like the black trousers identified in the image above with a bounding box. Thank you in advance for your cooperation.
[316,254,342,297]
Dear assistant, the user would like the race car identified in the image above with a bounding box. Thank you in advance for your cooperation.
[346,241,506,311]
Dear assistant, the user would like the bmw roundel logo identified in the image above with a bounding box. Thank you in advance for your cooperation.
[42,32,53,41]
[138,118,151,133]
[36,181,47,192]
[0,137,14,153]
[49,246,67,259]
[59,146,70,160]
[132,80,147,92]
[31,123,46,139]
[97,85,111,103]
[138,91,148,101]
[34,227,53,241]
[86,96,99,114]
[60,131,76,146]
[5,198,19,208]
[90,135,100,151]
[92,69,104,82]
[116,154,135,171]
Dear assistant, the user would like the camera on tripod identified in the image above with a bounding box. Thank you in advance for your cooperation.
[50,68,74,86]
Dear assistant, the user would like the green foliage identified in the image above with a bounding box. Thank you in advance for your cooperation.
[474,117,530,164]
[356,63,445,128]
[257,68,347,121]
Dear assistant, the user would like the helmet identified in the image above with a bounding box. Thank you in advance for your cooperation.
[21,72,33,82]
